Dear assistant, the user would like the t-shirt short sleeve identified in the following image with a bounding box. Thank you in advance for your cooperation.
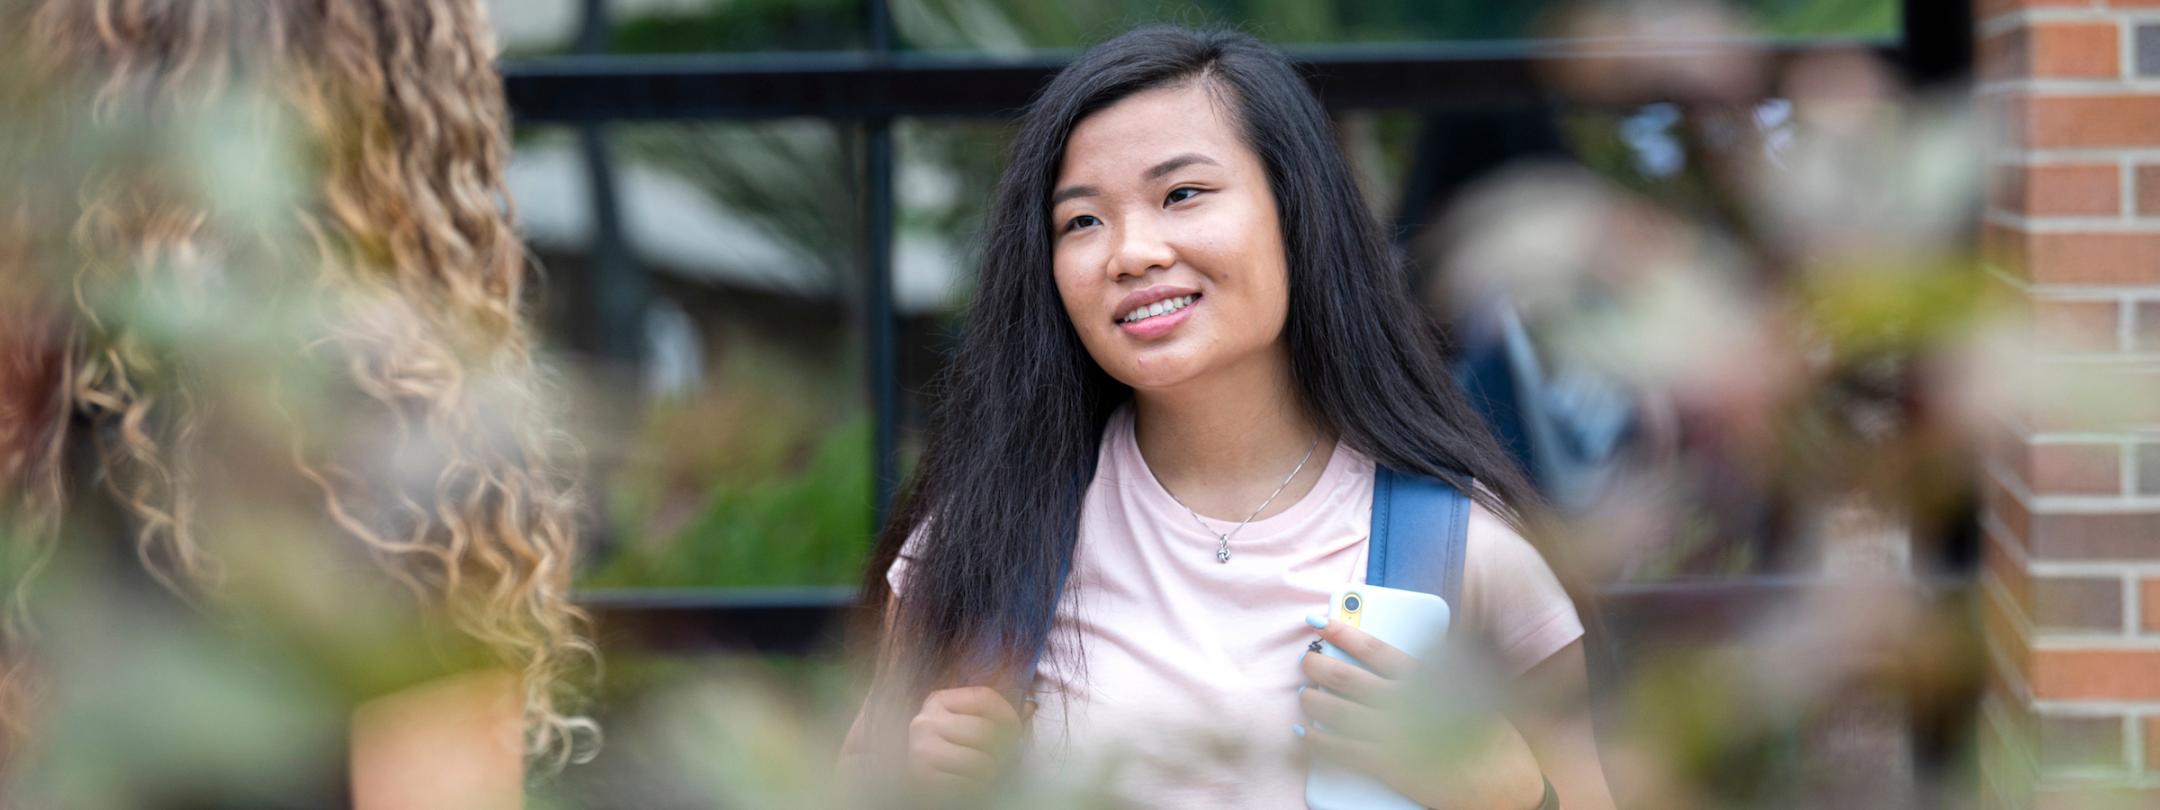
[1461,502,1583,676]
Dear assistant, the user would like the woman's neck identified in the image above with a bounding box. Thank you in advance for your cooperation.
[1130,350,1335,520]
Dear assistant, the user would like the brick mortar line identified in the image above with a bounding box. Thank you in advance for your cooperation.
[1998,405,2160,443]
[1978,697,2039,794]
[2017,290,2141,304]
[2038,786,2160,797]
[1983,606,2038,704]
[1979,695,2038,792]
[1983,510,2030,569]
[2032,706,2160,724]
[2031,352,2160,365]
[2032,701,2160,715]
[2031,635,2160,650]
[2124,15,2138,84]
[2125,565,2144,638]
[1992,404,2033,439]
[2128,432,2144,495]
[1990,459,2038,506]
[1992,400,2160,445]
[1987,156,2125,168]
[2040,764,2146,783]
[1987,459,2160,513]
[1986,210,2160,232]
[2023,697,2160,787]
[2132,436,2147,496]
[1976,80,2160,96]
[2125,299,2140,354]
[1985,565,2039,652]
[2124,715,2138,776]
[2116,717,2134,781]
[2035,561,2160,576]
[1987,260,2031,292]
[2029,285,2160,297]
[2122,155,2138,222]
[1997,511,2160,578]
[1987,267,2160,360]
[2034,773,2160,789]
[1996,148,2160,164]
[2002,281,2160,301]
[2129,571,2144,639]
[1988,156,2143,168]
[2034,492,2160,513]
[1976,7,2130,39]
[2031,431,2158,443]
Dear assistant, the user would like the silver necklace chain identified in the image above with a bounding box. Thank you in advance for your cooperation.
[1172,436,1322,564]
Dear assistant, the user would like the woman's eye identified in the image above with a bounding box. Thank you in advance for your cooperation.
[1065,214,1101,232]
[1165,187,1202,205]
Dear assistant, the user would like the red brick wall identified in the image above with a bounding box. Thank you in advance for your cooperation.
[1979,3,2160,807]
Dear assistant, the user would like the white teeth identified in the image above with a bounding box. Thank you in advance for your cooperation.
[1122,295,1196,324]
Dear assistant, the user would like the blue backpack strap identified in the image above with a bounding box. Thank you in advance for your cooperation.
[1367,466,1472,608]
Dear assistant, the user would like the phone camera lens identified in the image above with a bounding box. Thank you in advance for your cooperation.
[1343,594,1361,612]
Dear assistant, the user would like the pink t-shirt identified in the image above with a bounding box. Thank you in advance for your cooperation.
[889,405,1581,808]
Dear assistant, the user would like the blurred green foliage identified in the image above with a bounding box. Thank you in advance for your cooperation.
[584,349,875,588]
[1751,0,1898,37]
[596,416,873,588]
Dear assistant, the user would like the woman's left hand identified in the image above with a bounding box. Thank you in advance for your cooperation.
[1298,616,1548,810]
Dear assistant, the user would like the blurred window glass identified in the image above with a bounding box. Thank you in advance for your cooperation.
[513,123,873,588]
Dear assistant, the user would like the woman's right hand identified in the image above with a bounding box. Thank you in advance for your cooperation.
[905,686,1027,801]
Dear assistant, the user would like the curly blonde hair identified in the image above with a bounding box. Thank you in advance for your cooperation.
[0,0,595,766]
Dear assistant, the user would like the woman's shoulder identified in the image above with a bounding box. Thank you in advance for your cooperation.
[1460,499,1582,675]
[1463,500,1550,585]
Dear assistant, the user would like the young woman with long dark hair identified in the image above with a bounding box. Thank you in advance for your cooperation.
[846,26,1615,809]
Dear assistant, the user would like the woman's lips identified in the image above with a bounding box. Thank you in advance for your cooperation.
[1117,295,1198,339]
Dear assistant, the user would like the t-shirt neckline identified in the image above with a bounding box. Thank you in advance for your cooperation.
[1110,404,1361,545]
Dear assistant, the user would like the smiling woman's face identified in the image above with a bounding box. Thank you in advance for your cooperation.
[1049,80,1290,393]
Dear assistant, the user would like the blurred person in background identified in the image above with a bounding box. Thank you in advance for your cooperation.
[845,26,1615,810]
[1404,13,1998,805]
[0,1,593,807]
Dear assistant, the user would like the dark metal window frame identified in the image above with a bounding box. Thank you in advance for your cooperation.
[514,0,1974,643]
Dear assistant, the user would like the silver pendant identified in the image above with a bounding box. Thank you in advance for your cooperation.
[1216,541,1231,564]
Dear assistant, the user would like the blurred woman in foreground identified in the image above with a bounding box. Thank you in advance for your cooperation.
[0,1,592,806]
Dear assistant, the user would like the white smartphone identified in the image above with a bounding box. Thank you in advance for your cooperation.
[1305,583,1452,810]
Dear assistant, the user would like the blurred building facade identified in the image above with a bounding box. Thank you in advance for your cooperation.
[1977,3,2160,807]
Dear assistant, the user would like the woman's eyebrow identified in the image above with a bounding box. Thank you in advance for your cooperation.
[1143,153,1219,180]
[1050,184,1100,207]
[1049,153,1220,207]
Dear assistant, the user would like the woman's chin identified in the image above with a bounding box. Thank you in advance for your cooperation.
[1099,337,1284,396]
[1104,357,1208,393]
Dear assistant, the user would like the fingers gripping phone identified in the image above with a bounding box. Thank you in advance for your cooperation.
[1306,584,1452,810]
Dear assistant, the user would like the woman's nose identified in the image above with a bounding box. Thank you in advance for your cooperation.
[1110,213,1176,279]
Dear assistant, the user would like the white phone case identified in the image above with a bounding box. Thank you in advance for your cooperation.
[1305,583,1452,810]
